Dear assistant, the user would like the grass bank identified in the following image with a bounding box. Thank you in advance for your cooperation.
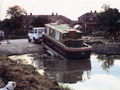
[0,54,72,90]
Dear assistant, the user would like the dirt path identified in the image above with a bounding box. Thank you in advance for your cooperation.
[1,37,120,55]
[0,39,44,55]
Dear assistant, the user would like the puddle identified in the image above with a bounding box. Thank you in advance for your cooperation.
[9,53,46,75]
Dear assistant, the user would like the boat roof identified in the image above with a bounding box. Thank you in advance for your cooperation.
[45,23,82,33]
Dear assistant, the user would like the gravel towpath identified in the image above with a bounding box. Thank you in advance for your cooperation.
[0,39,43,55]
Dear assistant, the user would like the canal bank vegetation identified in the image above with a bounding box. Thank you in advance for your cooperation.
[0,5,50,40]
[0,54,72,90]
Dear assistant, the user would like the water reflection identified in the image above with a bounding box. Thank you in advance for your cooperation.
[44,59,91,83]
[96,54,120,72]
[9,54,92,83]
[9,54,120,90]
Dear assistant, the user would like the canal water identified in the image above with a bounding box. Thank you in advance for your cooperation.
[9,54,120,90]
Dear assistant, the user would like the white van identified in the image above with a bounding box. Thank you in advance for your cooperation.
[28,27,44,44]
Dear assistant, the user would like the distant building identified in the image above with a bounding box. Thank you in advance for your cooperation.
[78,10,101,31]
[23,11,101,31]
[23,13,74,27]
[23,13,34,27]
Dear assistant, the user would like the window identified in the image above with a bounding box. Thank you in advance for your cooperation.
[38,29,43,33]
[63,33,67,39]
[55,31,60,40]
[35,29,37,33]
[46,27,50,34]
[89,17,93,20]
[50,29,52,33]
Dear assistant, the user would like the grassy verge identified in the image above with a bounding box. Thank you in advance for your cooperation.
[0,54,72,90]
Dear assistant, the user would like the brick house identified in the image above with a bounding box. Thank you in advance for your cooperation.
[23,13,73,27]
[78,11,100,31]
[23,13,34,27]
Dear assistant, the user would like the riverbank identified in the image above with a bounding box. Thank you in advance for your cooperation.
[0,38,120,55]
[0,54,71,90]
[0,40,72,90]
[84,36,120,55]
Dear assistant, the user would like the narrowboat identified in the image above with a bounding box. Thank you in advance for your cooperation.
[42,22,92,60]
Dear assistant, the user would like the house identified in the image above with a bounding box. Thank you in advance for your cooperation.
[23,13,74,27]
[23,11,100,31]
[78,11,101,31]
[23,13,34,27]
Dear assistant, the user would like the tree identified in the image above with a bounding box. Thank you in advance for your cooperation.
[98,4,120,27]
[101,4,110,11]
[1,19,10,28]
[31,15,50,27]
[6,5,26,18]
[97,4,120,40]
[0,19,11,39]
[6,5,26,29]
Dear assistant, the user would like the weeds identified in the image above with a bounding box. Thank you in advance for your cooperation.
[0,54,72,90]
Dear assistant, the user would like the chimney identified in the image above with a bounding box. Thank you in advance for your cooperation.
[95,10,97,13]
[52,13,54,16]
[90,10,92,13]
[30,13,32,16]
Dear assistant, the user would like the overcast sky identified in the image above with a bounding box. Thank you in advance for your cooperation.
[0,0,120,20]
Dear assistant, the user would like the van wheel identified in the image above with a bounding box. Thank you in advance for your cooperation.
[28,36,31,42]
[33,38,37,44]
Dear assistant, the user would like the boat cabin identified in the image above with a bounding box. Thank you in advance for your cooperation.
[44,23,83,47]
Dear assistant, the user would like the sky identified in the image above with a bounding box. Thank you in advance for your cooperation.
[0,0,120,20]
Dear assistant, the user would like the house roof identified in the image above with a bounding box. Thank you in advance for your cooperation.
[78,11,97,19]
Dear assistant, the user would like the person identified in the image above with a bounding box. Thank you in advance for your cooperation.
[0,30,2,44]
[0,30,4,44]
[1,30,4,40]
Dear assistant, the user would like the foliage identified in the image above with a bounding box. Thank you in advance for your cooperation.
[6,5,26,29]
[6,5,26,18]
[101,4,110,11]
[0,54,61,90]
[31,15,50,27]
[0,19,10,29]
[59,83,73,90]
[0,19,11,39]
[97,4,120,39]
[0,5,27,39]
[98,5,120,27]
[10,16,24,29]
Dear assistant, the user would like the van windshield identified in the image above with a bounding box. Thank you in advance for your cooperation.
[38,29,43,33]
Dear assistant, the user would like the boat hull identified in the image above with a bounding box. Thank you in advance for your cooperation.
[42,34,92,60]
